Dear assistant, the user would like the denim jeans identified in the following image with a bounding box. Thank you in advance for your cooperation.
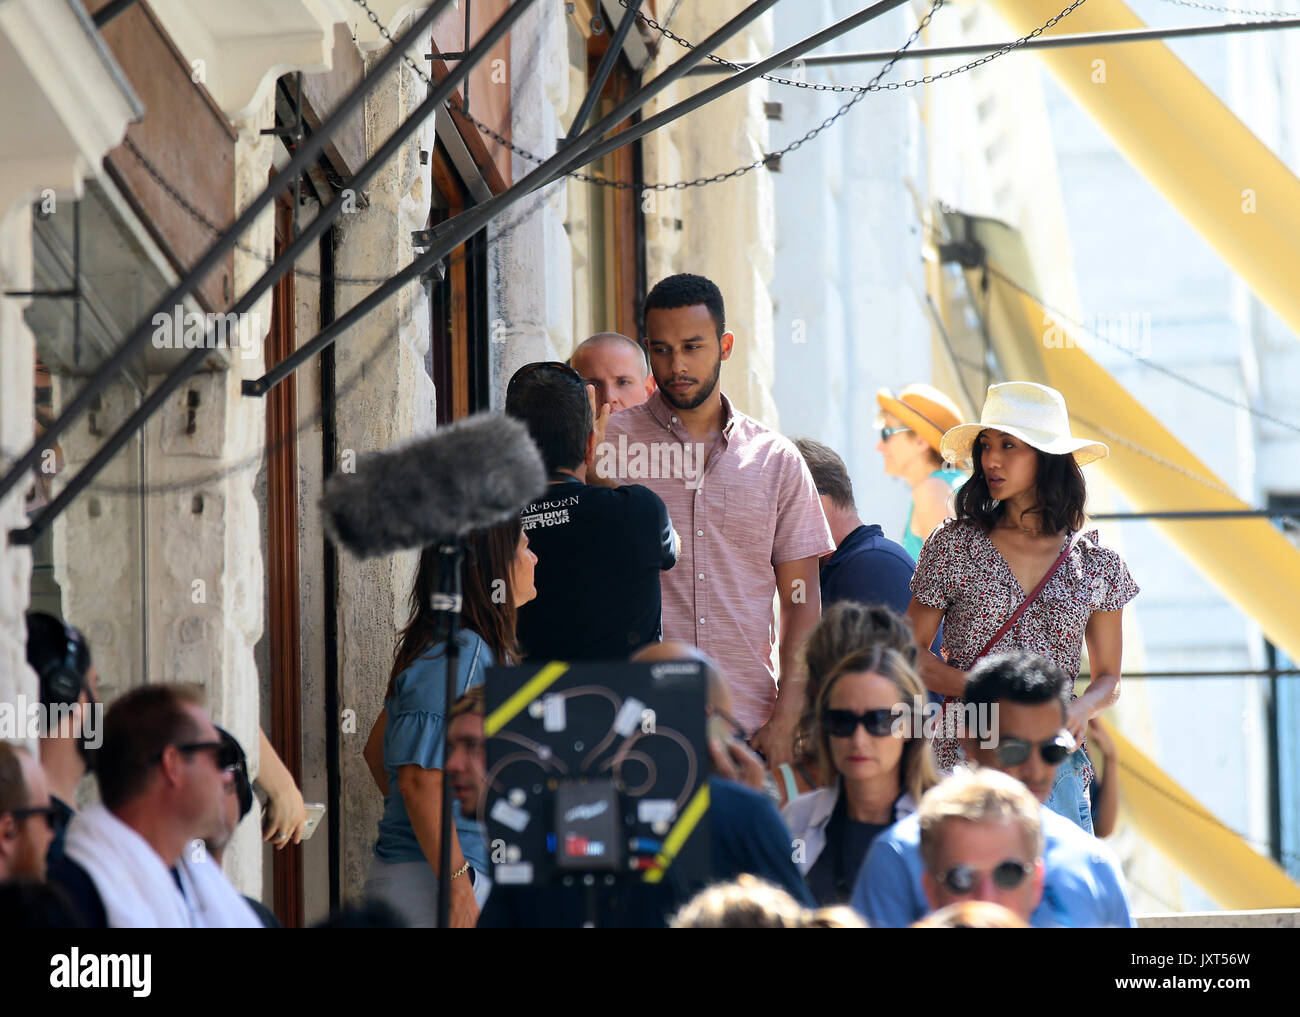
[1044,746,1094,835]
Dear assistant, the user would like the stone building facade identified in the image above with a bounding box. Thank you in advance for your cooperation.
[0,0,778,923]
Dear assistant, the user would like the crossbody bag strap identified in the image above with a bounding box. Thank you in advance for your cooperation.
[973,531,1078,664]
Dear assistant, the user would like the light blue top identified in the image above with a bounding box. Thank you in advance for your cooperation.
[374,629,490,876]
[850,803,1136,928]
[902,468,965,561]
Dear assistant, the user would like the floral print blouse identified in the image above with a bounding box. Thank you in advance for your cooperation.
[911,519,1140,782]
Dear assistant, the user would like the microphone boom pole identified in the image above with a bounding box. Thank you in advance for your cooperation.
[432,541,465,931]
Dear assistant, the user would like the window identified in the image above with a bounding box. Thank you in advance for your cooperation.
[1266,493,1300,881]
[23,180,172,693]
[559,1,645,344]
[427,140,490,424]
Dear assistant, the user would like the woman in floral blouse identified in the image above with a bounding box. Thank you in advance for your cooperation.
[905,382,1138,834]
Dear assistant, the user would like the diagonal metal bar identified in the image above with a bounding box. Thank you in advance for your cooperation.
[9,0,535,546]
[684,16,1300,73]
[545,0,912,183]
[251,0,914,399]
[0,0,459,508]
[93,0,140,28]
[245,0,785,398]
[1091,510,1300,522]
[563,0,644,143]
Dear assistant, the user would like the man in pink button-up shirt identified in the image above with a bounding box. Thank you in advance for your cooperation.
[594,274,833,765]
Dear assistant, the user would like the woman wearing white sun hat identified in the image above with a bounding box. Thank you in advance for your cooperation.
[904,382,1138,835]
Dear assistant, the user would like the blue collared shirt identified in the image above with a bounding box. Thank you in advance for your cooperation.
[850,804,1136,928]
[374,630,490,876]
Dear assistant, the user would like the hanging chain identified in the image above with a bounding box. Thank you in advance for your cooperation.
[621,0,1090,94]
[1155,0,1298,17]
[353,0,943,189]
[355,0,1089,191]
[353,0,618,187]
[630,0,948,190]
[122,137,394,285]
[985,265,1300,438]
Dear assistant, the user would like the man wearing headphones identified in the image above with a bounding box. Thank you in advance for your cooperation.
[27,612,309,856]
[25,613,99,866]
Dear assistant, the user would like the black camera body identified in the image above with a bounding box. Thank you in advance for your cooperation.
[483,660,710,892]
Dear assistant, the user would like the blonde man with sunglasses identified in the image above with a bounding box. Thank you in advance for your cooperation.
[918,768,1045,922]
[851,652,1134,928]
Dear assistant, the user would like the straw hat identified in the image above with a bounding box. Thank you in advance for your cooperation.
[939,382,1108,467]
[875,384,965,455]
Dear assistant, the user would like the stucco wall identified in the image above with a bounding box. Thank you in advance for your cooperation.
[332,30,438,901]
[0,202,37,750]
[640,2,776,425]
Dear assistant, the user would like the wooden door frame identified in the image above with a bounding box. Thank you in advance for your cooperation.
[266,190,304,927]
[578,10,645,340]
[430,143,486,422]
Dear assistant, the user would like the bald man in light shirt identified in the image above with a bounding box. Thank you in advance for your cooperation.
[571,332,656,415]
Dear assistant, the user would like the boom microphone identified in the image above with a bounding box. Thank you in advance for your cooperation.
[321,411,546,557]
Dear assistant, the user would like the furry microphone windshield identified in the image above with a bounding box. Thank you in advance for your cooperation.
[321,412,547,558]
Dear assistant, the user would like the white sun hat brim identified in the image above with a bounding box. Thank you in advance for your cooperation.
[941,422,1108,468]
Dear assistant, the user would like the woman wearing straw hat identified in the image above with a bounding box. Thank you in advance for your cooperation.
[904,382,1138,834]
[875,385,968,560]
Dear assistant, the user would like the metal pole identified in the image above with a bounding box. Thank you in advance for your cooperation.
[564,0,644,142]
[0,0,459,506]
[1081,668,1300,680]
[685,16,1300,75]
[249,0,911,395]
[8,0,530,545]
[245,0,787,397]
[547,0,912,183]
[1090,510,1300,522]
[320,222,341,914]
[93,0,139,28]
[1265,643,1283,867]
[922,290,979,417]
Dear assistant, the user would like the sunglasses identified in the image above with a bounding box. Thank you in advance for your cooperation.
[156,740,241,771]
[823,708,897,739]
[993,731,1076,768]
[938,859,1033,895]
[8,805,61,831]
[880,426,912,442]
[507,361,584,395]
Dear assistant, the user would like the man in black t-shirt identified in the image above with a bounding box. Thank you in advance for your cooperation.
[506,361,675,661]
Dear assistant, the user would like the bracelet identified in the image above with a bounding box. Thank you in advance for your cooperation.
[451,860,470,881]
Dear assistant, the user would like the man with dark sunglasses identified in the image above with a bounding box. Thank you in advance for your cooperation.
[47,684,242,927]
[851,652,1134,927]
[917,768,1045,922]
[183,726,274,927]
[0,742,55,882]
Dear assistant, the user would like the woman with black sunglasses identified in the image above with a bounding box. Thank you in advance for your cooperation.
[782,644,938,906]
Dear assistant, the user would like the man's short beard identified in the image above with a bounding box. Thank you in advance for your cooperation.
[658,353,722,411]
